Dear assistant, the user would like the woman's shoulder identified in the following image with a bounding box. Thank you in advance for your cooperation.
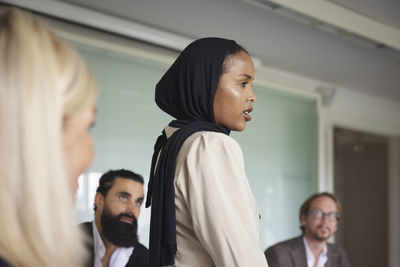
[187,130,240,149]
[165,125,238,148]
[178,131,243,162]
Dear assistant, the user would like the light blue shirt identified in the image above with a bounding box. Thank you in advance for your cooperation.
[303,236,328,267]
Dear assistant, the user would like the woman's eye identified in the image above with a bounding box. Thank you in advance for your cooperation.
[240,82,247,88]
[89,121,96,133]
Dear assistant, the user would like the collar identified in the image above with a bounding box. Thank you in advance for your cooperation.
[303,236,328,267]
[164,125,179,138]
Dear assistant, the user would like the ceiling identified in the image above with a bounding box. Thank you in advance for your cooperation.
[31,0,400,102]
[328,0,400,29]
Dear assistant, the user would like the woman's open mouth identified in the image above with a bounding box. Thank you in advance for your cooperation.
[243,106,253,121]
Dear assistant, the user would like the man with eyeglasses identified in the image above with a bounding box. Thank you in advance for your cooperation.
[265,192,350,267]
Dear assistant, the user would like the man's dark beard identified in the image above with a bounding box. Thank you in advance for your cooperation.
[101,205,139,247]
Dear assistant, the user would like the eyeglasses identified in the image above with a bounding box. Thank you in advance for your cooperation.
[308,209,340,222]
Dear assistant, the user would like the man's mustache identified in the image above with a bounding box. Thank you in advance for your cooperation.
[117,213,137,224]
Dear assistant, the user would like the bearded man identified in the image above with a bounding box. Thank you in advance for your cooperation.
[81,169,148,267]
[265,192,350,267]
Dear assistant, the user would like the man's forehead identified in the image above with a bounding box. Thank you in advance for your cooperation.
[310,195,337,211]
[110,177,144,192]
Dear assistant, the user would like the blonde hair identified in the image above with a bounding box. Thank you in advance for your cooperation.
[0,8,97,267]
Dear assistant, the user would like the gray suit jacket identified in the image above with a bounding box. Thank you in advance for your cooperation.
[265,236,350,267]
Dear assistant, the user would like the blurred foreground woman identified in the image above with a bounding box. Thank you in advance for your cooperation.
[0,7,97,267]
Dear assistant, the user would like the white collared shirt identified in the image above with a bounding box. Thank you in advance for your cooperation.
[93,221,134,267]
[303,236,328,267]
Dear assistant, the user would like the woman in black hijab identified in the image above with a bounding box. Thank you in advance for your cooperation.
[146,37,268,267]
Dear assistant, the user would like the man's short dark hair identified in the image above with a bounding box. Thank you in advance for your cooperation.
[94,169,144,212]
[299,192,341,233]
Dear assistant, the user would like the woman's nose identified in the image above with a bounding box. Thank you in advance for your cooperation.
[248,87,256,103]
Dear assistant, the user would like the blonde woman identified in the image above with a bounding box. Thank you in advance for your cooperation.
[0,8,98,267]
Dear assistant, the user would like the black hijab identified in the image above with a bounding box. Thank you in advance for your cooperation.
[145,37,239,266]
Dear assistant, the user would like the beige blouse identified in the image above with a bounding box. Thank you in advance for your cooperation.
[164,126,268,267]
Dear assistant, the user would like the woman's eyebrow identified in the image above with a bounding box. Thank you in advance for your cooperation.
[238,73,253,80]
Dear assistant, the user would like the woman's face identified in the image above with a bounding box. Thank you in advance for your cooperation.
[214,51,256,131]
[63,105,96,192]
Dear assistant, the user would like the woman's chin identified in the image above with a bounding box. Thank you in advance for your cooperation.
[215,121,247,132]
[232,125,246,132]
